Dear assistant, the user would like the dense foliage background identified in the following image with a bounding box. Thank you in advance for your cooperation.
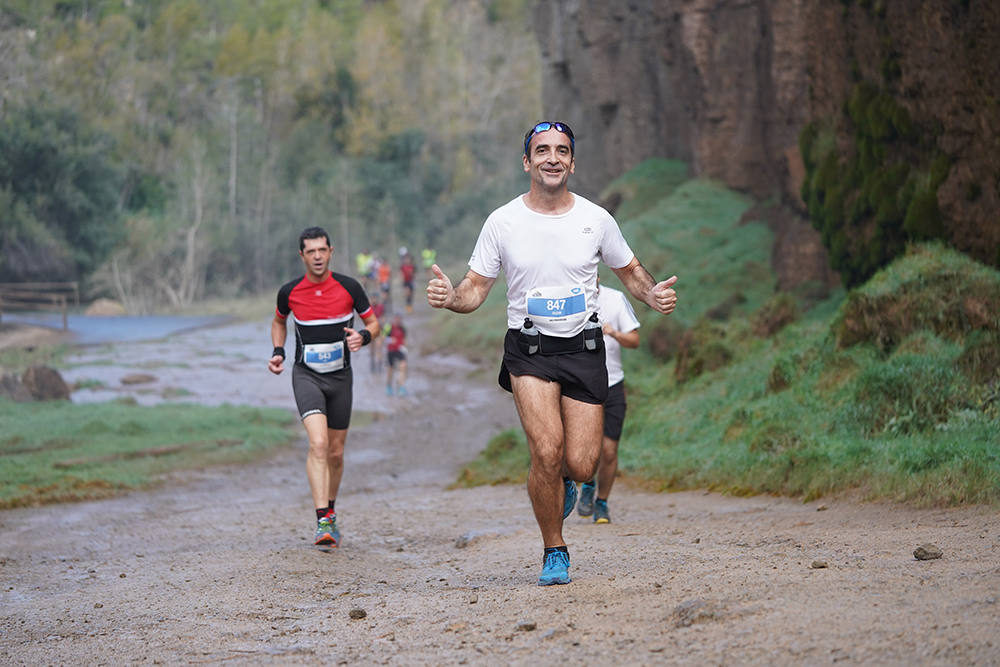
[0,0,540,309]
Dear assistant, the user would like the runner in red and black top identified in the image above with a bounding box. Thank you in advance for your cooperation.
[385,313,408,396]
[268,227,380,548]
[400,253,417,313]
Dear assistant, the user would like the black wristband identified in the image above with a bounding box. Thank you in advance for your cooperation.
[360,329,372,346]
[272,346,285,359]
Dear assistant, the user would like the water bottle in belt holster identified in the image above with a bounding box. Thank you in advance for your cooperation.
[583,312,601,351]
[519,317,540,355]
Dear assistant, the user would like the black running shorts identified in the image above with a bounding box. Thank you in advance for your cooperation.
[498,329,609,405]
[603,380,627,440]
[387,349,406,366]
[291,364,353,429]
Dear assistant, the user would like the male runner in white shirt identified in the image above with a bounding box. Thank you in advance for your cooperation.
[427,121,678,585]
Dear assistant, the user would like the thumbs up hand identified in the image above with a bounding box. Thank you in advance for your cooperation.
[651,275,678,315]
[426,264,454,309]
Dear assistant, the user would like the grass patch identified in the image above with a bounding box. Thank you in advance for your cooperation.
[600,158,691,221]
[620,178,772,314]
[619,244,1000,506]
[0,342,72,374]
[451,428,530,488]
[0,399,297,508]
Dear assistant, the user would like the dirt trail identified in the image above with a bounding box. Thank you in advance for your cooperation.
[2,306,998,665]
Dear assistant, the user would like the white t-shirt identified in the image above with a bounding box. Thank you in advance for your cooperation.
[597,286,641,386]
[469,193,635,337]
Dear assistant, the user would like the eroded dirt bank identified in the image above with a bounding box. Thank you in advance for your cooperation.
[1,312,998,665]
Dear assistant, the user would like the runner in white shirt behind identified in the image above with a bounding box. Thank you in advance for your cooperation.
[427,120,678,586]
[576,281,641,524]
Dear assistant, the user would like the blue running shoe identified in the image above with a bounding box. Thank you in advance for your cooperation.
[314,515,340,547]
[562,477,577,519]
[538,549,571,586]
[577,480,596,517]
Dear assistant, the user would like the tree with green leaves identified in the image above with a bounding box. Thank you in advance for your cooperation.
[0,101,124,282]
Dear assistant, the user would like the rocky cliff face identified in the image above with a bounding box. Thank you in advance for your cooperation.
[535,0,999,288]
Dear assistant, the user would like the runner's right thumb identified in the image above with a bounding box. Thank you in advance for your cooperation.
[431,264,447,281]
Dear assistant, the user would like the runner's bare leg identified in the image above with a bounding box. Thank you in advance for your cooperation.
[303,420,347,508]
[326,428,347,502]
[560,396,603,482]
[303,414,331,509]
[511,374,567,548]
[597,435,619,499]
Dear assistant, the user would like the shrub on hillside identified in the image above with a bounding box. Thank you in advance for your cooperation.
[646,317,685,361]
[847,342,964,435]
[956,330,1000,385]
[752,293,800,337]
[674,320,733,383]
[833,244,1000,351]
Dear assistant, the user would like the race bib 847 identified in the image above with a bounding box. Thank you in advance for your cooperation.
[525,285,587,336]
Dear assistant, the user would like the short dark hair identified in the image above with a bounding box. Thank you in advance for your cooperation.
[523,121,575,157]
[299,227,331,251]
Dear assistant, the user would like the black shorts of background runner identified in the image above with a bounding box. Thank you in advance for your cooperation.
[498,329,609,405]
[292,364,354,428]
[603,380,627,440]
[387,349,406,367]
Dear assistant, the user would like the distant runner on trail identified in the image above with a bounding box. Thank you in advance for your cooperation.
[421,247,436,277]
[268,227,380,548]
[576,281,640,524]
[427,120,678,586]
[385,313,408,396]
[400,253,417,313]
[377,257,392,306]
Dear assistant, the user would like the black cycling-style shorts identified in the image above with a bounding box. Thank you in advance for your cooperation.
[498,329,609,405]
[291,364,353,429]
[603,380,627,440]
[387,349,406,366]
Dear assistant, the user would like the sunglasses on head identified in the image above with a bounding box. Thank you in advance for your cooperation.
[523,121,575,156]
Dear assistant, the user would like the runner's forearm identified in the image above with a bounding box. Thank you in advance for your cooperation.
[271,318,287,349]
[614,259,658,310]
[446,272,495,313]
[613,329,640,349]
[363,313,381,340]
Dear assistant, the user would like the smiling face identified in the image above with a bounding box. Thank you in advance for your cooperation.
[522,128,575,192]
[299,237,332,282]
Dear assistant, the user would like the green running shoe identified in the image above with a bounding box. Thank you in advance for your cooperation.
[562,477,577,519]
[538,549,571,586]
[593,499,610,524]
[314,514,340,546]
[577,480,596,517]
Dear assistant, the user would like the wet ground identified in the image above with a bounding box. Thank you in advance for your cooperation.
[2,308,999,664]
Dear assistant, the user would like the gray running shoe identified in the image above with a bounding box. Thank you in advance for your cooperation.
[577,480,596,516]
[314,515,340,546]
[593,499,610,524]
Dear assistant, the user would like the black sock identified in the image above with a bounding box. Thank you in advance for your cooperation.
[315,507,327,520]
[583,479,596,488]
[544,545,569,556]
[596,497,608,503]
[327,500,336,514]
